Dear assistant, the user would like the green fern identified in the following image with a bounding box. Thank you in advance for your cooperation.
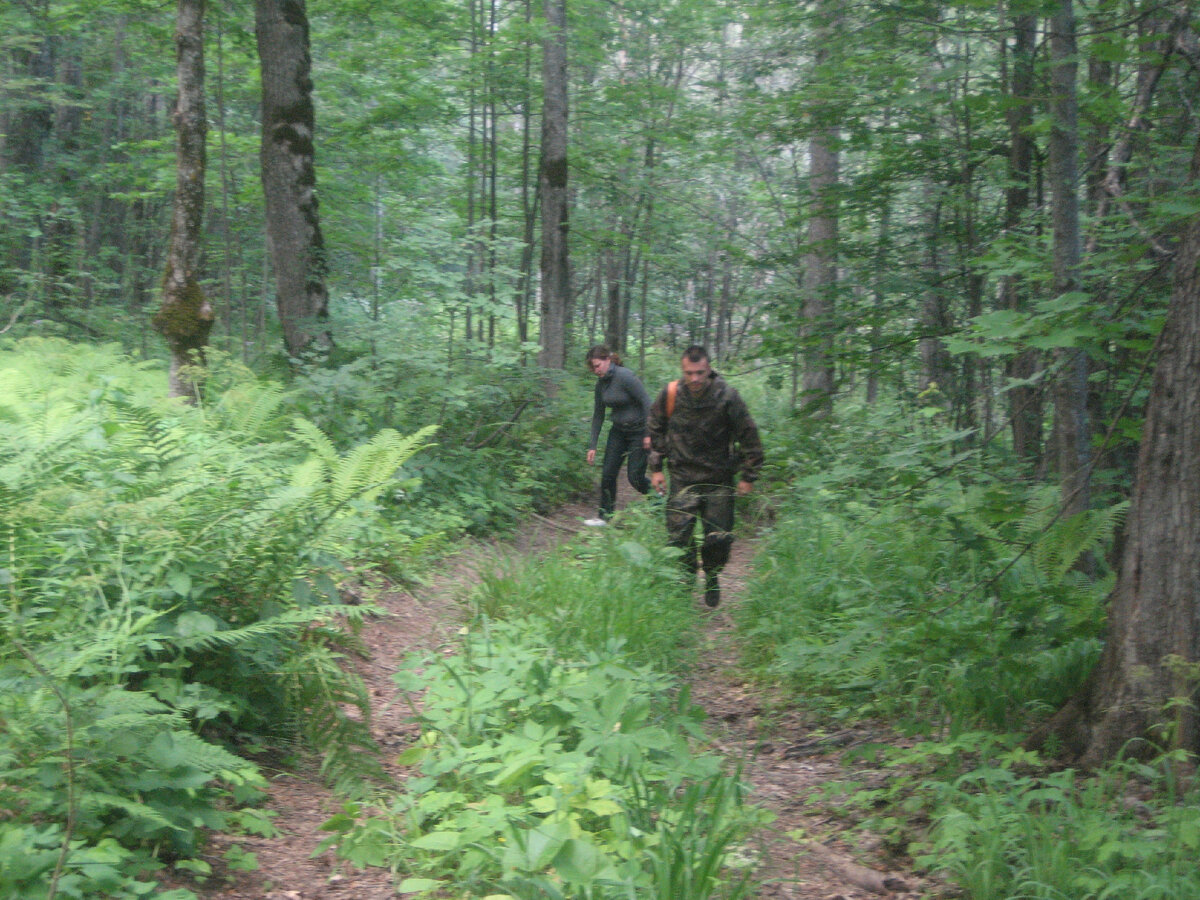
[291,418,437,507]
[1023,499,1129,582]
[170,605,372,653]
[77,793,183,834]
[214,381,290,440]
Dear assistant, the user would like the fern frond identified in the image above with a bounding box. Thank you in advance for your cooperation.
[1030,502,1128,581]
[281,642,385,793]
[290,417,340,467]
[168,729,255,774]
[329,424,437,505]
[93,690,174,718]
[215,382,289,440]
[77,793,184,832]
[170,605,347,653]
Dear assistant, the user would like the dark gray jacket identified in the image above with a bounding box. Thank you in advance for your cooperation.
[589,365,652,449]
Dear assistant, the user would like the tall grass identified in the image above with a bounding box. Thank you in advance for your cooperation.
[471,502,698,671]
[735,404,1114,736]
[922,755,1200,900]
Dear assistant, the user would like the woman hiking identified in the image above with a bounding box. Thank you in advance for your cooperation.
[584,345,652,526]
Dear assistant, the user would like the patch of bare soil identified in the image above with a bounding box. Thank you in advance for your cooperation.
[174,485,938,899]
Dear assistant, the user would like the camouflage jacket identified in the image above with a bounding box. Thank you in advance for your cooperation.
[647,372,763,486]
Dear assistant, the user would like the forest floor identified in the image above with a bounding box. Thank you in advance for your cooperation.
[174,485,940,900]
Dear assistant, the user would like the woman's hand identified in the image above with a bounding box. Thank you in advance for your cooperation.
[587,449,596,465]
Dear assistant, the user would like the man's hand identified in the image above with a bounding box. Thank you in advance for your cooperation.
[736,480,753,496]
[587,449,596,466]
[642,435,651,450]
[651,471,666,494]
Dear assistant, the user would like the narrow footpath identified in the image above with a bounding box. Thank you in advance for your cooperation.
[180,486,933,900]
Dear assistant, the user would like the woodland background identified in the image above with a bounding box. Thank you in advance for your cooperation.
[2,0,1200,897]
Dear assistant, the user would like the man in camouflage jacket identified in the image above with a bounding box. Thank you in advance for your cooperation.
[648,345,764,607]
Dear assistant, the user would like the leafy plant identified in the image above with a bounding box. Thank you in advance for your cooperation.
[0,338,438,893]
[322,618,760,898]
[736,402,1114,735]
[919,753,1200,900]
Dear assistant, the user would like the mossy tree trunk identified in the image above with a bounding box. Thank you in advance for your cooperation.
[154,0,214,401]
[255,0,330,360]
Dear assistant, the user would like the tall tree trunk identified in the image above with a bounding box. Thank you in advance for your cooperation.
[2,27,55,299]
[216,11,234,339]
[255,0,331,359]
[1004,9,1043,463]
[538,0,570,369]
[513,0,537,348]
[800,127,838,413]
[1033,133,1200,765]
[799,7,839,415]
[604,244,622,352]
[1047,0,1091,520]
[918,187,952,401]
[153,0,214,400]
[465,0,479,345]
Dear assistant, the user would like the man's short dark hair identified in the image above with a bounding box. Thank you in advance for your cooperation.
[682,345,709,363]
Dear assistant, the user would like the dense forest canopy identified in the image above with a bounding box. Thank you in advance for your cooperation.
[2,0,1200,896]
[3,1,1195,387]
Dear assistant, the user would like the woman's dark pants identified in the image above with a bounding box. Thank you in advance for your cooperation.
[599,425,650,517]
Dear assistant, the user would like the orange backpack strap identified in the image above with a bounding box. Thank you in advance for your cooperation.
[666,379,678,418]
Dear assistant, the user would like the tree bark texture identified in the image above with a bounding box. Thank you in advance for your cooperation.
[1035,133,1200,765]
[1004,11,1043,463]
[153,0,214,400]
[918,185,952,404]
[538,0,570,369]
[800,92,838,413]
[1047,0,1091,518]
[255,0,330,359]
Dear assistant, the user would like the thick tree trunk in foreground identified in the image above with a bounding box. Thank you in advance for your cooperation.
[256,0,330,359]
[153,0,214,400]
[1034,134,1200,766]
[538,0,570,369]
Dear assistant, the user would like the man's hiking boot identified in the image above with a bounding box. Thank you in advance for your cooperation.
[583,518,607,527]
[704,572,721,608]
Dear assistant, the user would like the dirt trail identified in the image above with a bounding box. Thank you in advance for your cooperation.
[180,486,933,899]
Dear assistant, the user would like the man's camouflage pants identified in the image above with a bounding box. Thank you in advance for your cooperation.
[666,480,735,575]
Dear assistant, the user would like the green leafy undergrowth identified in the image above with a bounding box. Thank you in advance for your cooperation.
[470,502,699,671]
[321,618,762,898]
[815,732,1200,900]
[737,474,1113,735]
[920,751,1200,900]
[0,338,436,895]
[291,340,593,537]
